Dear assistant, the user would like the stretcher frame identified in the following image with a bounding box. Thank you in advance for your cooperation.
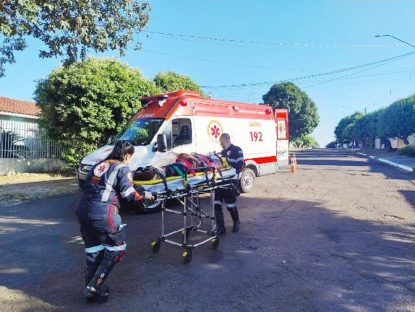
[142,166,237,264]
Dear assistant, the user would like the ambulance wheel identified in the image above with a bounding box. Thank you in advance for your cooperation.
[129,199,162,214]
[240,168,255,193]
[211,237,220,250]
[151,239,161,254]
[182,249,192,264]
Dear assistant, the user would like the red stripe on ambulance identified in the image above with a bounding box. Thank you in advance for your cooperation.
[245,156,277,165]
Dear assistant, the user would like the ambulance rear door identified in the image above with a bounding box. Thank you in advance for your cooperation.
[275,109,289,167]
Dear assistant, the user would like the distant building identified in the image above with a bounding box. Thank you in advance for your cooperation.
[0,97,64,175]
[0,96,41,140]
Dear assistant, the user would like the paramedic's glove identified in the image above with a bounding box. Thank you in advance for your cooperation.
[144,191,154,201]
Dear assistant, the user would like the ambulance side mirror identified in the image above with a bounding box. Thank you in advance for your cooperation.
[156,134,167,152]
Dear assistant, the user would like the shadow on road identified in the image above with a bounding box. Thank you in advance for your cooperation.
[0,190,414,311]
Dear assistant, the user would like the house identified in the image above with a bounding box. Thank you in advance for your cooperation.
[0,96,41,138]
[0,96,63,174]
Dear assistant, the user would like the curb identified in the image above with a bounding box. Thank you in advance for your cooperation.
[357,152,414,173]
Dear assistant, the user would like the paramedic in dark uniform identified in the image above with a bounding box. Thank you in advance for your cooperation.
[75,140,154,302]
[214,133,244,235]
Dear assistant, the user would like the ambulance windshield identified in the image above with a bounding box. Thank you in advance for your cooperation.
[116,118,164,146]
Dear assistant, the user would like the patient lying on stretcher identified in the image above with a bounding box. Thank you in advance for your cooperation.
[134,152,227,181]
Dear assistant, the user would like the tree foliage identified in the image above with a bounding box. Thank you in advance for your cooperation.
[377,96,415,142]
[34,58,159,166]
[334,112,363,143]
[292,135,319,148]
[334,95,415,148]
[0,0,150,76]
[262,82,319,140]
[154,71,203,94]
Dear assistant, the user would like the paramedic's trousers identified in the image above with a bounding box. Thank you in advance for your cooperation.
[76,207,126,288]
[214,186,237,211]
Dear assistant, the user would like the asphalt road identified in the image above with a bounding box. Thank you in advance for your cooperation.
[1,149,414,312]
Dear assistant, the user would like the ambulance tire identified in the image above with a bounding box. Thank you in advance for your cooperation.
[140,199,163,214]
[120,198,162,214]
[240,168,256,193]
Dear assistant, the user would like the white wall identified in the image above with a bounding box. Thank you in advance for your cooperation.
[0,158,65,176]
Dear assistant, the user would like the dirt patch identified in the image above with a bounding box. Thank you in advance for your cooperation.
[0,173,78,206]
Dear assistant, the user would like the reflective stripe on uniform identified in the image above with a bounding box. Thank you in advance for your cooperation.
[104,244,127,251]
[213,200,222,205]
[101,164,126,202]
[85,245,105,253]
[121,187,135,198]
[226,203,236,208]
[229,157,244,163]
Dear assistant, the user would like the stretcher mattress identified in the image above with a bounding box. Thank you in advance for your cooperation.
[134,168,237,194]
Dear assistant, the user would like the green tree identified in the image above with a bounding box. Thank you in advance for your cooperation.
[334,112,363,143]
[0,0,150,77]
[154,71,203,94]
[293,135,319,148]
[352,110,381,148]
[377,96,415,143]
[262,82,319,140]
[34,58,159,166]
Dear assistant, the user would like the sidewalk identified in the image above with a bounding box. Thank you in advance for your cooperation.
[0,173,78,206]
[357,149,415,173]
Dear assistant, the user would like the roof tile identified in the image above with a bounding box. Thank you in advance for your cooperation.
[0,96,41,117]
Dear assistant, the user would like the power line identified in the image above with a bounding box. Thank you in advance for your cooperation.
[141,49,286,71]
[146,30,405,49]
[301,59,415,89]
[199,51,415,89]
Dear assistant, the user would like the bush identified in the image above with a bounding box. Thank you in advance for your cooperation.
[292,135,319,148]
[398,145,415,157]
[35,58,160,167]
[154,71,203,94]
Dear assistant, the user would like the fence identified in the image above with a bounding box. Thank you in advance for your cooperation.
[0,119,64,159]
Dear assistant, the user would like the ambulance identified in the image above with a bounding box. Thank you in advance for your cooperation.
[77,90,289,197]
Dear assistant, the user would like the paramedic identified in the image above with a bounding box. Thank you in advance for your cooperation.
[75,140,154,302]
[214,133,244,235]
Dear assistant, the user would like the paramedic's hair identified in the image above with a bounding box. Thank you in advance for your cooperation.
[220,133,231,141]
[106,140,135,161]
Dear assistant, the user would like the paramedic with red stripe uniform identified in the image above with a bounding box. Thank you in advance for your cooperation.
[214,133,244,235]
[75,140,153,302]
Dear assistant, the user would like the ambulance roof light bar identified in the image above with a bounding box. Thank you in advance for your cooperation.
[141,90,201,107]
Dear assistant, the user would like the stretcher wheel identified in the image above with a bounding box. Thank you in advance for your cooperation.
[211,237,220,250]
[151,239,161,254]
[182,249,192,264]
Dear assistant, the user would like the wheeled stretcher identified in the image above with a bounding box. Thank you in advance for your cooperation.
[134,165,237,264]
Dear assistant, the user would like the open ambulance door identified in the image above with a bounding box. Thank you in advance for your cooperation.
[275,109,290,167]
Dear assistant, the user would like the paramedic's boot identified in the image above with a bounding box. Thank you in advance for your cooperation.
[85,267,110,302]
[84,251,120,302]
[84,250,104,286]
[215,209,226,236]
[84,285,110,302]
[229,208,240,233]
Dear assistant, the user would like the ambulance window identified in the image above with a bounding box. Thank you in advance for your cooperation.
[162,122,173,150]
[277,119,287,140]
[172,118,192,147]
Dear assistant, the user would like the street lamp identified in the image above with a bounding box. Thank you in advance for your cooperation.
[374,34,415,49]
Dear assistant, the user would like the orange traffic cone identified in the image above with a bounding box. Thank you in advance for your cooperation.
[290,154,297,173]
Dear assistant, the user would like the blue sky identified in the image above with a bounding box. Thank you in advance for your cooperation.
[1,0,415,146]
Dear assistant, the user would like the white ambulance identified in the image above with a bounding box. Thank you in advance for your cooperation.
[78,90,289,195]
